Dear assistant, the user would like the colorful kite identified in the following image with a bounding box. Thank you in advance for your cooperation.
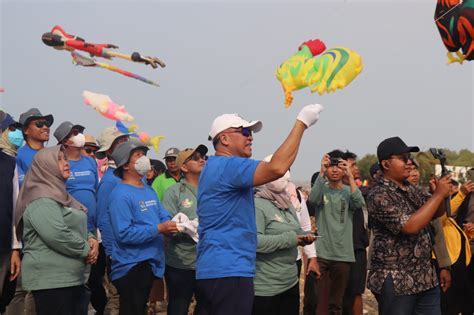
[116,121,164,153]
[42,26,165,68]
[435,0,473,64]
[71,52,160,87]
[82,91,134,122]
[276,39,363,107]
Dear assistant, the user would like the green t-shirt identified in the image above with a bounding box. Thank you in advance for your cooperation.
[21,198,90,291]
[152,172,180,201]
[254,197,301,297]
[309,175,365,262]
[162,180,198,270]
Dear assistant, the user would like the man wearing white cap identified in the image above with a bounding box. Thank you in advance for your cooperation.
[195,104,324,315]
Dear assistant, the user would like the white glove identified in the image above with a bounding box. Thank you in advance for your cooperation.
[296,104,324,128]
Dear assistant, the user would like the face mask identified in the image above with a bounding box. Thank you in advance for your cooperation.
[70,133,86,148]
[134,156,151,176]
[7,129,24,148]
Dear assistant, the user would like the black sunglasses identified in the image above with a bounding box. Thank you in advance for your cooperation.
[84,147,98,154]
[34,120,51,128]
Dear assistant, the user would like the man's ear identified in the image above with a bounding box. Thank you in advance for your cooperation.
[180,164,188,174]
[220,134,230,146]
[381,160,389,172]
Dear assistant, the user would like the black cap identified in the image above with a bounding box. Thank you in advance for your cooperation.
[369,163,381,178]
[377,137,420,161]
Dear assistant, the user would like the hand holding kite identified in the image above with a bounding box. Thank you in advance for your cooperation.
[83,91,134,122]
[276,39,363,107]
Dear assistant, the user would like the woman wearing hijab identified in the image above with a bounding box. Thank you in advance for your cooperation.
[14,146,97,315]
[252,157,316,315]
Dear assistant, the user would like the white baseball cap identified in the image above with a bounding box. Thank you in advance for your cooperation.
[208,113,263,141]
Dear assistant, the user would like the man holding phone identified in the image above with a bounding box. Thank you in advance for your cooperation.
[308,150,365,315]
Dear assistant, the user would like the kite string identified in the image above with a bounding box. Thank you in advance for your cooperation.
[435,0,463,22]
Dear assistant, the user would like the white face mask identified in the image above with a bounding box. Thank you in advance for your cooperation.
[134,155,151,176]
[70,133,86,148]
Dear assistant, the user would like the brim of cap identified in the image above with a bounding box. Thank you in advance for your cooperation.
[84,142,100,148]
[379,146,420,161]
[96,134,129,153]
[208,120,263,141]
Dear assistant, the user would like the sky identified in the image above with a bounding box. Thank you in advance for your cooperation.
[1,0,473,180]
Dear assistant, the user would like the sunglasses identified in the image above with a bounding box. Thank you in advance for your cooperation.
[84,147,98,155]
[185,153,208,164]
[34,120,51,128]
[230,127,252,138]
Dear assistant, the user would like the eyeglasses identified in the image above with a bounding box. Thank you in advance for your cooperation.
[389,153,411,163]
[33,120,51,128]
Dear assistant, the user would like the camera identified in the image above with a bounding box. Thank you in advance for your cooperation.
[430,148,446,163]
[329,157,342,166]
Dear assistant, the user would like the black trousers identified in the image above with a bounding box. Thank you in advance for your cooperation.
[113,262,154,315]
[165,265,196,315]
[195,277,254,315]
[252,283,300,315]
[87,243,107,315]
[33,285,88,315]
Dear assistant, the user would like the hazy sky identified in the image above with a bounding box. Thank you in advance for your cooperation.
[1,0,472,180]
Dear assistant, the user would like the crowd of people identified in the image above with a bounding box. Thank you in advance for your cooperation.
[0,104,473,315]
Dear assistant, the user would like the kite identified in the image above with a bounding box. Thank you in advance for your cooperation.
[71,52,160,87]
[82,91,134,122]
[435,0,473,64]
[276,39,363,107]
[116,121,164,153]
[42,25,165,68]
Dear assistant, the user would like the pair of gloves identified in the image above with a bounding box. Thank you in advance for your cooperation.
[297,104,324,128]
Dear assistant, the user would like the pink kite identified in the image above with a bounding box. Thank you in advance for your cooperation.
[82,90,134,122]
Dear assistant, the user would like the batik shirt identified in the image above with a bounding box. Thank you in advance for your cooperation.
[366,177,438,295]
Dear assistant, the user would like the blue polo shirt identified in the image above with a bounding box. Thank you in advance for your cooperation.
[66,156,99,233]
[97,167,121,256]
[16,144,39,186]
[108,183,172,281]
[196,155,260,279]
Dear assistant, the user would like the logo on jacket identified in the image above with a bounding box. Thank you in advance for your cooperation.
[181,198,193,208]
[274,214,284,222]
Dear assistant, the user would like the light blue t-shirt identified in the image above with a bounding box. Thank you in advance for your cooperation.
[108,183,172,281]
[16,144,39,186]
[66,156,99,233]
[196,155,260,279]
[97,167,121,256]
